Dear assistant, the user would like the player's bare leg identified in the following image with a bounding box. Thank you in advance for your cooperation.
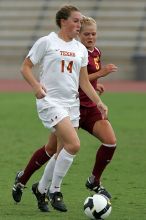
[86,119,116,199]
[48,120,79,211]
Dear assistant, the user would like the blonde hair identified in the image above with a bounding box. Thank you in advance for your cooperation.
[80,16,96,32]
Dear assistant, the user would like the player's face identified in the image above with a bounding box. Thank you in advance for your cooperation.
[62,11,82,39]
[79,24,97,50]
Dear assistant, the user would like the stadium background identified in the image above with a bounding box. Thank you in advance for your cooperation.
[0,0,146,83]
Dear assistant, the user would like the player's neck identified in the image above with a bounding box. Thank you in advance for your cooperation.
[88,47,94,53]
[58,31,73,42]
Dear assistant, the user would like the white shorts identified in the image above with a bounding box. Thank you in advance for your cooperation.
[37,104,80,131]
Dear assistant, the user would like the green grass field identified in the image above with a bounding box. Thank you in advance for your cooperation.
[0,92,146,220]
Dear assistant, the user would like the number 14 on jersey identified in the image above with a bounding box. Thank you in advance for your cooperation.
[61,60,73,74]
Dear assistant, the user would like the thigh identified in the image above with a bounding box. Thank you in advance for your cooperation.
[55,126,79,157]
[55,117,79,146]
[93,120,116,144]
[80,106,102,134]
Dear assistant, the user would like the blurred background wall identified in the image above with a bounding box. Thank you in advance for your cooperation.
[0,0,146,81]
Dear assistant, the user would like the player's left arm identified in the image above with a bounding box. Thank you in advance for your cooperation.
[88,64,118,82]
[96,83,105,95]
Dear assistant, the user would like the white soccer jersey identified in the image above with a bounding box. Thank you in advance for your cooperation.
[27,32,88,108]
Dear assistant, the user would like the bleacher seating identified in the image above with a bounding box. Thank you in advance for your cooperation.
[0,0,146,80]
[93,0,146,80]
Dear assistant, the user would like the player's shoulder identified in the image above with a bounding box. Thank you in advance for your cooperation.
[94,47,101,56]
[35,32,55,44]
[75,39,87,52]
[33,32,55,50]
[34,35,49,48]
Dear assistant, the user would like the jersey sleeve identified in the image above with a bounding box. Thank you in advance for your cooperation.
[81,45,88,67]
[26,36,48,65]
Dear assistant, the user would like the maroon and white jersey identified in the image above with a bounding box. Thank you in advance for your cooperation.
[79,47,101,107]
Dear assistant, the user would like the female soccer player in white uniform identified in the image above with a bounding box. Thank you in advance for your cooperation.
[18,5,108,212]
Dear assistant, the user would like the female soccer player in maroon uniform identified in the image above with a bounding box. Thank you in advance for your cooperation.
[12,15,117,212]
[79,16,117,196]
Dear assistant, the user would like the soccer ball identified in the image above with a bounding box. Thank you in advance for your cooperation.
[84,194,112,219]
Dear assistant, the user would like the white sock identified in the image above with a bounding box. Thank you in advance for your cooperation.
[49,148,75,193]
[38,154,56,194]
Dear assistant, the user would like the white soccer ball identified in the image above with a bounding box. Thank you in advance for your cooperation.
[84,194,112,219]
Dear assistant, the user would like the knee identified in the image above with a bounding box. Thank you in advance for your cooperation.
[45,143,57,156]
[101,137,117,146]
[103,132,117,146]
[108,137,117,146]
[65,139,80,155]
[73,140,80,154]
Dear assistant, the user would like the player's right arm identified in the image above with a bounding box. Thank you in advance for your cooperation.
[21,58,46,99]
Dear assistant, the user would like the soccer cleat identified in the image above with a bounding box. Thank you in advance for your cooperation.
[85,178,112,199]
[48,191,67,212]
[12,171,24,203]
[32,182,49,212]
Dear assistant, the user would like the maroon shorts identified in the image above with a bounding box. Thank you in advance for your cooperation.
[79,106,103,134]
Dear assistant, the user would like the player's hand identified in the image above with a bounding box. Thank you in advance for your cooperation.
[100,64,118,77]
[33,83,47,99]
[97,100,108,119]
[96,83,105,95]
